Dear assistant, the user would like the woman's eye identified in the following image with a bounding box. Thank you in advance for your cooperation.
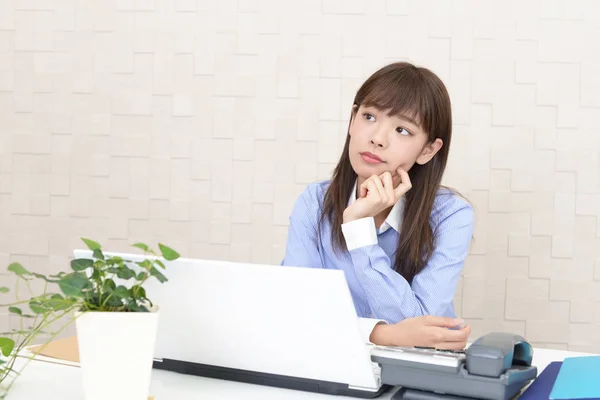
[396,127,410,136]
[364,113,375,121]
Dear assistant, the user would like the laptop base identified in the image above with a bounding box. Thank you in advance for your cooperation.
[154,359,389,398]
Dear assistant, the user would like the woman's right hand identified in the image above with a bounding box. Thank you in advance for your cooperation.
[369,316,471,350]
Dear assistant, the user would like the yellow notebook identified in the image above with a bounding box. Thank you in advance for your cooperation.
[29,336,80,363]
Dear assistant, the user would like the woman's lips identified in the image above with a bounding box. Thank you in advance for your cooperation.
[360,152,384,164]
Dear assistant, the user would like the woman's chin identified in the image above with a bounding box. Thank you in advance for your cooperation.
[352,163,386,178]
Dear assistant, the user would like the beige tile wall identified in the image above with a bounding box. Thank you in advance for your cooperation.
[0,0,599,350]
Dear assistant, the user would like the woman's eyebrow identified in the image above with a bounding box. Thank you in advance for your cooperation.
[395,113,421,128]
[363,106,422,128]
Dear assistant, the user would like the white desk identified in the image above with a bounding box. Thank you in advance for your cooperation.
[5,347,596,400]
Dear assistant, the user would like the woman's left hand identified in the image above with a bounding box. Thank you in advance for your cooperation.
[370,316,470,349]
[343,169,412,223]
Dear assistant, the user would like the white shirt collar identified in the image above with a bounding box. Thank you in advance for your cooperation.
[348,180,404,234]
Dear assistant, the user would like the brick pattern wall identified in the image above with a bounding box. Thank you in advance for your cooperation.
[1,0,599,350]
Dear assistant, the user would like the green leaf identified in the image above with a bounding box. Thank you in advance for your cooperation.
[103,297,124,309]
[158,244,180,261]
[136,260,153,270]
[0,338,15,357]
[83,294,100,308]
[90,268,100,280]
[92,248,105,260]
[28,299,49,314]
[150,267,168,283]
[7,263,30,277]
[135,271,146,281]
[9,305,37,318]
[31,272,59,283]
[113,286,130,299]
[131,285,146,299]
[81,238,101,251]
[116,266,135,280]
[71,258,93,271]
[59,272,92,298]
[46,294,72,311]
[8,307,21,316]
[0,287,8,293]
[105,256,123,266]
[155,260,166,270]
[102,279,116,293]
[127,301,148,312]
[132,243,150,252]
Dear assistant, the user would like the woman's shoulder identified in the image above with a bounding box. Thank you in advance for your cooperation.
[290,180,331,219]
[431,186,474,228]
[299,180,331,202]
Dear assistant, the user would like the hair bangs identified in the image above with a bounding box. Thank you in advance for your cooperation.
[356,68,438,139]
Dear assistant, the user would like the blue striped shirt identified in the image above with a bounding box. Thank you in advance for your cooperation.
[281,180,474,324]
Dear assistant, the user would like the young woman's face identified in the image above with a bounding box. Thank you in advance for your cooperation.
[348,105,442,183]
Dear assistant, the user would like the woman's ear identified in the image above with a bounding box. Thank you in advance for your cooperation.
[416,138,443,165]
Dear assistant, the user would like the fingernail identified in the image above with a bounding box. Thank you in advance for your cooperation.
[453,318,464,325]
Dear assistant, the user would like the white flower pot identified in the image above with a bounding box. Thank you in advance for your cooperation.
[75,309,159,400]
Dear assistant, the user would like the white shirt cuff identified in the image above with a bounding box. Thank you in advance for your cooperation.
[341,217,377,250]
[358,317,387,345]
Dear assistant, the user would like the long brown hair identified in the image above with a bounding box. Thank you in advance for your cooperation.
[319,62,454,284]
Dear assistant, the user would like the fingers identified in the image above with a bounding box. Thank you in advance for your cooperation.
[391,174,403,188]
[434,340,467,351]
[436,326,471,344]
[435,326,471,350]
[359,179,369,198]
[366,179,380,199]
[422,315,464,328]
[370,174,387,201]
[393,169,412,198]
[360,175,388,202]
[359,176,380,198]
[380,172,395,203]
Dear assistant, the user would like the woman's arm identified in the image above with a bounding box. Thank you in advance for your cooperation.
[280,186,400,345]
[370,315,471,349]
[342,203,474,323]
[280,187,323,269]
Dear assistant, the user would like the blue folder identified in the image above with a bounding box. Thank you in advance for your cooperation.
[550,356,600,400]
[519,361,600,400]
[519,361,563,400]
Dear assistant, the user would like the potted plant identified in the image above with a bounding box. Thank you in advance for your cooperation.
[0,238,180,400]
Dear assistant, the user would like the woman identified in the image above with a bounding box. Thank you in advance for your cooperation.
[282,62,474,349]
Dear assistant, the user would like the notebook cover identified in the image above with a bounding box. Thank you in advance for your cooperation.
[549,356,600,400]
[519,361,562,400]
[29,335,80,363]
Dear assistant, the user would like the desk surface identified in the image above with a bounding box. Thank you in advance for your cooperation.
[5,347,596,400]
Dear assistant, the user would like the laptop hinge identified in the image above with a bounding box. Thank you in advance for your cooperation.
[347,384,380,392]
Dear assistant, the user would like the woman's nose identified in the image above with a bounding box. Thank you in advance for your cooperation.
[370,129,387,147]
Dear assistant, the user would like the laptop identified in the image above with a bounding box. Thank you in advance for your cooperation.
[73,249,390,398]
